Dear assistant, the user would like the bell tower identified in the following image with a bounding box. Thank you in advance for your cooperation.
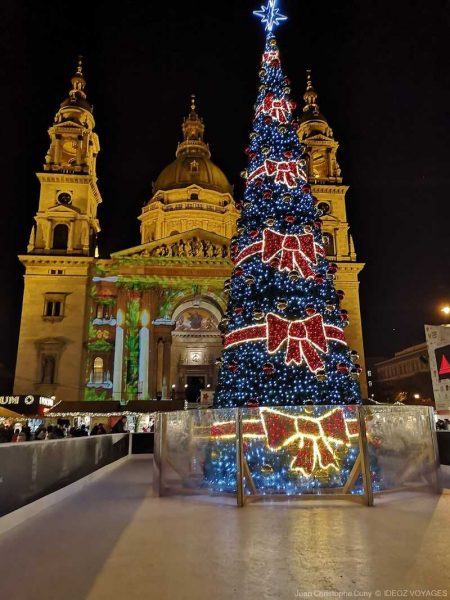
[14,59,101,402]
[28,57,102,256]
[297,71,367,396]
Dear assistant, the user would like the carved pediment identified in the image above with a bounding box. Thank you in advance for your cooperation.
[112,228,230,259]
[44,204,81,215]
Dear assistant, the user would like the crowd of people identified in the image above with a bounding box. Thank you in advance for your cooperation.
[0,416,128,443]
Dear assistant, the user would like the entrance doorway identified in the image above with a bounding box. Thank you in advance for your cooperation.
[186,376,205,403]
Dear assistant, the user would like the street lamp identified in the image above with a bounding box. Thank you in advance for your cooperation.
[441,306,450,316]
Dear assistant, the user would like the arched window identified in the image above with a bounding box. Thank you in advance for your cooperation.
[93,357,104,384]
[190,193,199,200]
[52,224,69,250]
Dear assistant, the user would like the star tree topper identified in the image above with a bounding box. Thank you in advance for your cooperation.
[253,0,287,32]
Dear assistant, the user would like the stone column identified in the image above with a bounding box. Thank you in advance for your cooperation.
[162,337,172,399]
[113,308,125,401]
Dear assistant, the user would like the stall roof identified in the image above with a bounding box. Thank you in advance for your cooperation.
[46,400,184,416]
[0,406,26,419]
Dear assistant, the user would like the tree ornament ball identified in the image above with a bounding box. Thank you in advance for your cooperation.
[276,298,288,310]
[263,190,273,199]
[314,275,325,285]
[303,224,313,233]
[249,228,259,239]
[262,146,271,155]
[299,159,307,167]
[270,257,280,269]
[234,306,244,315]
[289,270,300,282]
[243,201,252,209]
[305,305,316,316]
[253,309,265,321]
[282,193,292,203]
[269,38,277,47]
[337,289,345,300]
[260,463,274,475]
[328,263,338,274]
[350,369,360,380]
[350,350,359,363]
[237,225,246,235]
[215,357,223,366]
[316,370,327,382]
[245,275,256,286]
[325,301,335,312]
[278,126,287,134]
[337,362,349,374]
[240,170,248,179]
[233,266,244,277]
[265,217,276,226]
[284,214,296,224]
[262,362,275,375]
[264,116,272,125]
[283,86,291,94]
[228,361,239,373]
[220,317,230,328]
[302,183,311,194]
[283,149,293,158]
[247,399,260,407]
[259,68,267,77]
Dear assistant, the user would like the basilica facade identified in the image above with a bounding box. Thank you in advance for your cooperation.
[13,62,367,404]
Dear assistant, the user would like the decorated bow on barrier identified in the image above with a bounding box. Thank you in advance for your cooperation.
[210,407,359,476]
[224,312,346,372]
[261,407,359,475]
[234,229,324,279]
[256,92,294,124]
[247,159,306,188]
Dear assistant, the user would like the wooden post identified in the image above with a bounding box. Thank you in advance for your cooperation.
[236,409,245,507]
[358,407,374,506]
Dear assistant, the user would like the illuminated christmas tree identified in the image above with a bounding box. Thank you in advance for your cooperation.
[214,1,362,408]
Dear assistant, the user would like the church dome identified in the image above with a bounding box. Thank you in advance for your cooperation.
[154,155,232,194]
[153,96,233,195]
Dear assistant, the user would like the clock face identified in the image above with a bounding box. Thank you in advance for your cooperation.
[57,192,72,206]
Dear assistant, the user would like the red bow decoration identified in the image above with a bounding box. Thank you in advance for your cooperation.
[260,408,359,475]
[224,313,346,372]
[210,407,359,477]
[262,229,321,278]
[262,50,280,63]
[256,92,293,124]
[267,313,329,371]
[248,159,306,188]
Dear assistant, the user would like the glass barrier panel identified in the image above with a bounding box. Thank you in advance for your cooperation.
[240,405,362,496]
[362,406,437,493]
[160,409,237,495]
[0,434,129,517]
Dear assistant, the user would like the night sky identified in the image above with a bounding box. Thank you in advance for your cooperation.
[1,0,449,378]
